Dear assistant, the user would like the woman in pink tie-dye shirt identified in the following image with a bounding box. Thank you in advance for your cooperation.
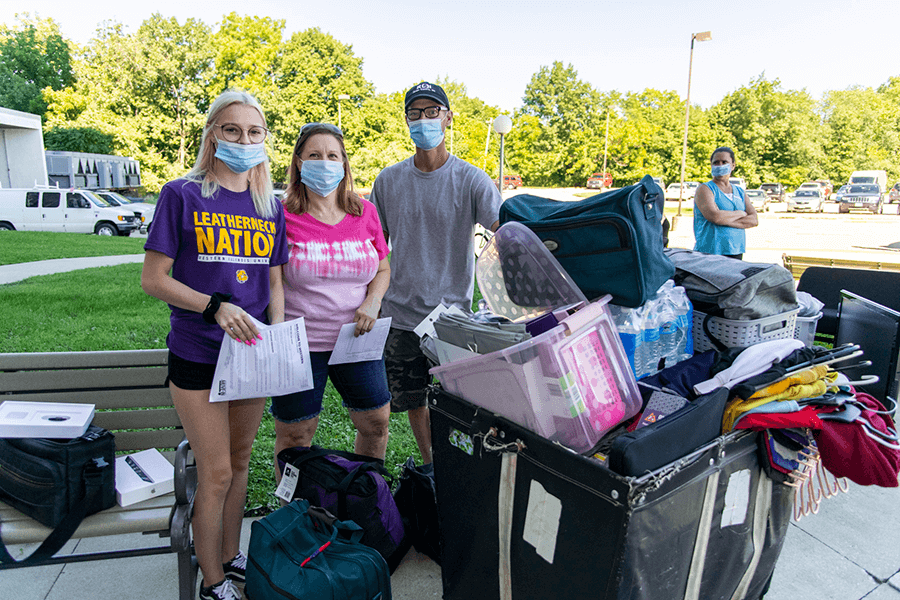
[272,123,391,469]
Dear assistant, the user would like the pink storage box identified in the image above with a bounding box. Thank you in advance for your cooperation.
[430,297,641,453]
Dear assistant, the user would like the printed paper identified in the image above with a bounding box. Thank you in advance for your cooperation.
[210,316,313,402]
[328,317,392,365]
[721,469,751,528]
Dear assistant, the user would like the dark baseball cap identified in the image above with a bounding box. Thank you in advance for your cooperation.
[404,82,450,111]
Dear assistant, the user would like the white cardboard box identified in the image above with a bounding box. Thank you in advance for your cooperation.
[115,448,175,507]
[0,401,94,438]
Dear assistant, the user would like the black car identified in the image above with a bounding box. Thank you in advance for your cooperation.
[839,184,883,214]
[760,183,785,203]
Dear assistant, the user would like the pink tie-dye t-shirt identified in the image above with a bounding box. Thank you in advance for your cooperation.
[283,199,389,351]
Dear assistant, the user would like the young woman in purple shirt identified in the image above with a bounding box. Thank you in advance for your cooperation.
[142,89,288,600]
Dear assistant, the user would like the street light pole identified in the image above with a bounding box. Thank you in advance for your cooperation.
[493,115,513,193]
[674,30,711,231]
[337,94,350,130]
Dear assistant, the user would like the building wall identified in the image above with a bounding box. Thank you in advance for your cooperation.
[0,107,48,188]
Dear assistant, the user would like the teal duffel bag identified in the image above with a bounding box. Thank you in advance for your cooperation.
[245,498,391,600]
[499,175,673,307]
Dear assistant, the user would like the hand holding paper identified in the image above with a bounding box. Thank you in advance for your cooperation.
[210,316,314,402]
[328,317,392,365]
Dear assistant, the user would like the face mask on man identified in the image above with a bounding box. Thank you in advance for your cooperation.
[408,118,445,150]
[215,139,268,173]
[301,160,345,197]
[711,164,733,178]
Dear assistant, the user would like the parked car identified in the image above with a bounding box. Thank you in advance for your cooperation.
[814,179,834,199]
[759,183,786,203]
[889,182,900,204]
[586,172,612,189]
[746,189,769,212]
[787,188,825,213]
[834,184,850,203]
[94,190,155,233]
[728,177,747,191]
[0,187,139,235]
[664,181,700,201]
[496,174,523,190]
[839,183,884,214]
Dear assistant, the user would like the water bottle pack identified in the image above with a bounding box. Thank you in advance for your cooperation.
[609,280,693,379]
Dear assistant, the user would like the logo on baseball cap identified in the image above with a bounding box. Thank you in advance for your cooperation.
[404,82,450,111]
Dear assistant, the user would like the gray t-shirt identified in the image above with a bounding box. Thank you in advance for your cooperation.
[372,154,502,331]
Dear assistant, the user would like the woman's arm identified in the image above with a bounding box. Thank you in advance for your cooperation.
[353,257,391,336]
[268,264,285,325]
[141,249,261,344]
[694,185,750,227]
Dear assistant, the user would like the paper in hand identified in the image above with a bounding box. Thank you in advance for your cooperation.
[328,317,392,365]
[210,316,314,402]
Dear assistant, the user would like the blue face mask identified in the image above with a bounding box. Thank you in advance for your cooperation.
[215,139,268,173]
[301,160,345,197]
[408,118,445,150]
[711,164,732,178]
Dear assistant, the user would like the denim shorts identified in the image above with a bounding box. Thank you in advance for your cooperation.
[166,351,216,391]
[384,328,434,413]
[270,352,391,423]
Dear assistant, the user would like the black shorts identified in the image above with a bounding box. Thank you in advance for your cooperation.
[166,351,217,391]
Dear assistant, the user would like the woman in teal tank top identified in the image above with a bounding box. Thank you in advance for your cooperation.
[693,147,758,259]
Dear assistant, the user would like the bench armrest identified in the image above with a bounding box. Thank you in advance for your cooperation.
[174,437,196,507]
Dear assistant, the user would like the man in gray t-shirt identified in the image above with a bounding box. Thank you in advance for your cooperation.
[372,81,502,466]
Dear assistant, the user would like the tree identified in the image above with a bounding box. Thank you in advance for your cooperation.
[518,61,605,186]
[43,126,114,153]
[0,15,73,118]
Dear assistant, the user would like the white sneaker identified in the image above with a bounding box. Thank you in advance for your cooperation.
[199,578,241,600]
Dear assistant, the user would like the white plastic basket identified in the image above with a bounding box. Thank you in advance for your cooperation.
[793,313,823,347]
[693,309,799,352]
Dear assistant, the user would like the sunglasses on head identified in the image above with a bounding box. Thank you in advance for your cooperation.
[299,122,343,139]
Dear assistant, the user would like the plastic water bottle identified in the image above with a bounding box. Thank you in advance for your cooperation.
[671,286,693,360]
[610,304,643,378]
[641,301,662,377]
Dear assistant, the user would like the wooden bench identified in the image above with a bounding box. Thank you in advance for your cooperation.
[0,349,198,600]
[782,253,900,280]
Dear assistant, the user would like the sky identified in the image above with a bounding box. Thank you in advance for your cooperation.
[3,0,899,112]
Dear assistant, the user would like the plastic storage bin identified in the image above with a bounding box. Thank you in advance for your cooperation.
[693,309,799,352]
[793,312,823,347]
[430,299,641,454]
[475,221,587,323]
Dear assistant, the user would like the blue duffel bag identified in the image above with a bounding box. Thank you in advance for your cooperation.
[499,175,673,307]
[245,498,391,600]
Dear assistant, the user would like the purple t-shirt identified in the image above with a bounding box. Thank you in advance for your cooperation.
[145,179,288,363]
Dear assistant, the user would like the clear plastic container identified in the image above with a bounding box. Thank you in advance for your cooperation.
[430,298,642,453]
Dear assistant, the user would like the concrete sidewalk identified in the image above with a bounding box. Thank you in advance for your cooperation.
[7,480,899,600]
[0,254,145,285]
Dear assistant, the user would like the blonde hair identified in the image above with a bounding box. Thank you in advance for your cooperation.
[283,123,362,217]
[184,89,278,219]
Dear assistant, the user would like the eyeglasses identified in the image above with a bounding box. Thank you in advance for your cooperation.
[214,123,268,144]
[300,122,343,138]
[405,106,446,121]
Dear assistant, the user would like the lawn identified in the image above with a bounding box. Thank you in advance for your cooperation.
[0,231,147,266]
[0,262,427,513]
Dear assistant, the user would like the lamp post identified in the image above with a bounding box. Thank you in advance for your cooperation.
[493,115,513,193]
[674,30,711,230]
[337,94,350,130]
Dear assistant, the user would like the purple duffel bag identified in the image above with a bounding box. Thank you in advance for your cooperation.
[277,446,409,572]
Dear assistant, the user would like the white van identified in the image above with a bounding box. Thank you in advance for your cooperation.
[849,170,888,193]
[0,187,140,235]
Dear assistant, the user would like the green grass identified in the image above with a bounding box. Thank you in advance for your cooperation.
[0,231,147,266]
[0,262,425,514]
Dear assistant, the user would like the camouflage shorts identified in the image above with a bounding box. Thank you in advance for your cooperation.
[385,328,433,413]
